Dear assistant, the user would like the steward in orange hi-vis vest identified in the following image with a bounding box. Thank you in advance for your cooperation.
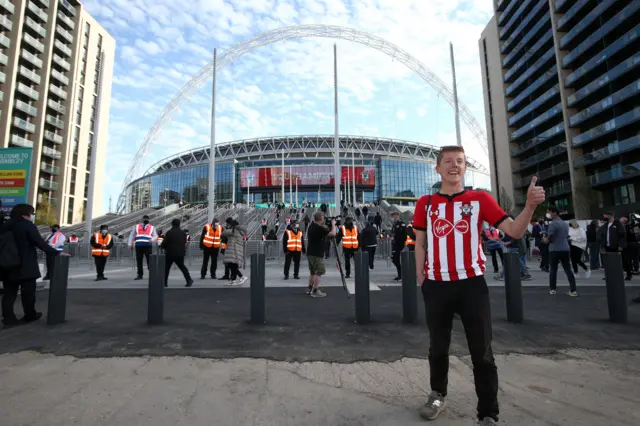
[339,218,359,278]
[200,219,223,279]
[90,225,114,281]
[283,221,305,279]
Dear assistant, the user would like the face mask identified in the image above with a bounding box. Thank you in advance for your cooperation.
[29,214,35,222]
[294,224,299,230]
[101,230,108,235]
[143,220,149,225]
[545,213,552,219]
[51,227,57,233]
[213,222,218,226]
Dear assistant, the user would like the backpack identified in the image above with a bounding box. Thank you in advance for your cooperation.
[0,230,21,270]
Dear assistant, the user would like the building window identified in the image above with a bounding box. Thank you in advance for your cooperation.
[67,197,74,224]
[613,184,636,206]
[72,126,80,166]
[86,133,93,170]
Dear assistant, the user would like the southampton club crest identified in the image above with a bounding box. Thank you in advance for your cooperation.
[460,203,474,217]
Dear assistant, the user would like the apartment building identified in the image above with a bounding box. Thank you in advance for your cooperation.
[480,0,639,219]
[0,0,114,225]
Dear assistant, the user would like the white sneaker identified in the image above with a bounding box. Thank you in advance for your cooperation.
[238,276,248,285]
[585,270,591,279]
[227,280,236,286]
[549,290,556,295]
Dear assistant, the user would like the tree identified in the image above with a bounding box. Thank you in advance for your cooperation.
[35,200,57,226]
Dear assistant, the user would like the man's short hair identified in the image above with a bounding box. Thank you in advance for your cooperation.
[52,224,60,229]
[100,225,108,230]
[9,204,34,220]
[437,145,466,165]
[142,215,150,220]
[391,211,400,217]
[171,218,180,227]
[313,211,324,222]
[548,206,560,214]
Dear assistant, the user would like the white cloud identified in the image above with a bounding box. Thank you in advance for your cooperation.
[396,110,407,120]
[134,39,163,55]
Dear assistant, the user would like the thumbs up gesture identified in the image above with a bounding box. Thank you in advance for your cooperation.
[526,176,546,208]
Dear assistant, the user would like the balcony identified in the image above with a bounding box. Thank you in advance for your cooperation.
[41,162,60,175]
[47,99,65,114]
[499,0,536,40]
[17,82,39,100]
[42,146,62,159]
[515,162,570,189]
[13,117,36,133]
[14,100,38,117]
[50,68,69,86]
[46,114,64,129]
[49,83,67,100]
[510,103,563,141]
[504,31,553,83]
[56,25,73,43]
[548,181,572,197]
[572,107,640,147]
[44,130,63,144]
[18,65,40,84]
[0,14,12,31]
[555,0,570,12]
[506,48,555,97]
[500,0,548,55]
[33,0,49,7]
[21,49,43,68]
[52,53,70,71]
[570,81,640,127]
[0,0,15,14]
[0,33,9,49]
[59,0,76,17]
[508,86,560,127]
[10,134,34,148]
[57,10,74,29]
[574,136,640,168]
[507,65,558,112]
[511,124,565,157]
[54,39,72,57]
[590,162,640,187]
[0,70,4,84]
[513,141,568,172]
[23,32,45,53]
[27,1,48,22]
[39,178,60,191]
[25,17,46,38]
[0,51,7,66]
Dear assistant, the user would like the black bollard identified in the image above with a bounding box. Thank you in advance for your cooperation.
[401,250,418,324]
[147,254,165,325]
[47,255,70,325]
[601,252,627,323]
[503,252,523,323]
[354,251,370,324]
[250,252,266,324]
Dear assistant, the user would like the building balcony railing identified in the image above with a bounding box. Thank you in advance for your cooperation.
[10,134,34,148]
[570,81,640,127]
[511,124,565,157]
[17,82,40,101]
[508,86,559,127]
[14,100,38,117]
[0,70,4,84]
[506,48,555,97]
[44,130,63,144]
[42,146,62,159]
[50,68,69,86]
[0,89,4,102]
[513,141,568,172]
[500,0,547,55]
[52,53,70,71]
[59,0,76,16]
[515,162,570,189]
[13,117,36,133]
[41,162,61,176]
[590,162,640,187]
[33,0,50,7]
[49,83,67,100]
[39,178,60,191]
[0,0,16,14]
[57,10,74,29]
[504,31,553,83]
[27,1,48,23]
[54,39,72,57]
[558,0,595,33]
[507,65,557,112]
[19,65,41,84]
[555,0,570,12]
[45,114,64,129]
[574,135,640,168]
[0,33,9,49]
[21,49,43,68]
[572,107,640,147]
[55,25,73,43]
[0,14,12,31]
[0,51,7,66]
[499,0,536,41]
[23,32,45,53]
[25,17,46,38]
[547,181,572,197]
[510,103,563,141]
[47,99,65,115]
[503,12,551,68]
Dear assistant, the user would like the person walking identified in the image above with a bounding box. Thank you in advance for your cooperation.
[90,225,114,281]
[128,215,157,280]
[546,207,578,296]
[586,220,600,270]
[374,212,382,230]
[222,218,248,286]
[390,211,407,281]
[362,205,369,219]
[265,229,277,260]
[338,217,358,278]
[0,204,70,327]
[413,145,545,425]
[199,218,222,279]
[283,220,305,280]
[305,211,337,297]
[620,215,638,281]
[161,219,193,288]
[484,227,503,273]
[43,224,65,280]
[359,218,378,269]
[261,217,268,235]
[218,237,230,280]
[568,220,590,279]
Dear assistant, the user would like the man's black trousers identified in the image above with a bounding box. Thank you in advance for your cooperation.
[94,256,108,278]
[343,248,356,276]
[1,279,37,321]
[365,246,376,269]
[135,246,152,278]
[165,256,192,286]
[201,248,219,278]
[284,251,301,277]
[392,250,402,278]
[421,276,499,421]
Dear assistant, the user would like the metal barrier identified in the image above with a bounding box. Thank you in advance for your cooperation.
[354,251,370,324]
[400,250,418,324]
[148,254,165,325]
[503,252,524,323]
[47,256,69,325]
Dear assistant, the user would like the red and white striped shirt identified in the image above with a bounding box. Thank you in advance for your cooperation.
[413,190,508,281]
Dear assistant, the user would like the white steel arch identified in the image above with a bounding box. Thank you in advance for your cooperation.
[117,24,489,212]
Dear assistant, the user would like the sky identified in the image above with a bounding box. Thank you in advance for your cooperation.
[81,0,494,214]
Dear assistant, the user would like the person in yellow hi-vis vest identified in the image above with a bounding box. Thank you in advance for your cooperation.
[282,220,305,279]
[200,218,223,279]
[338,217,359,278]
[90,225,114,281]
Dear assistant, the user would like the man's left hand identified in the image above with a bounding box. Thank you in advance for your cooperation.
[526,176,546,208]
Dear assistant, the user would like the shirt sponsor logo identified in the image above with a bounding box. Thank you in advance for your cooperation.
[433,218,470,238]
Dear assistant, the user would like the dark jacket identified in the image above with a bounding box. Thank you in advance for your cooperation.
[359,224,378,247]
[0,218,60,281]
[600,220,626,251]
[586,222,598,243]
[392,220,407,251]
[282,226,305,253]
[161,226,188,257]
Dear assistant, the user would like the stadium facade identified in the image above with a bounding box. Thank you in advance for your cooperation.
[124,135,492,212]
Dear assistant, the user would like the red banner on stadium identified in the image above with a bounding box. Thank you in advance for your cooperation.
[240,166,375,188]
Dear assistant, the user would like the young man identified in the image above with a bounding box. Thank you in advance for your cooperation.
[90,225,114,281]
[413,146,545,425]
[545,206,577,296]
[305,211,337,298]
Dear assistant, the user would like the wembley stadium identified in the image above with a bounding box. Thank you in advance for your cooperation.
[124,135,491,212]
